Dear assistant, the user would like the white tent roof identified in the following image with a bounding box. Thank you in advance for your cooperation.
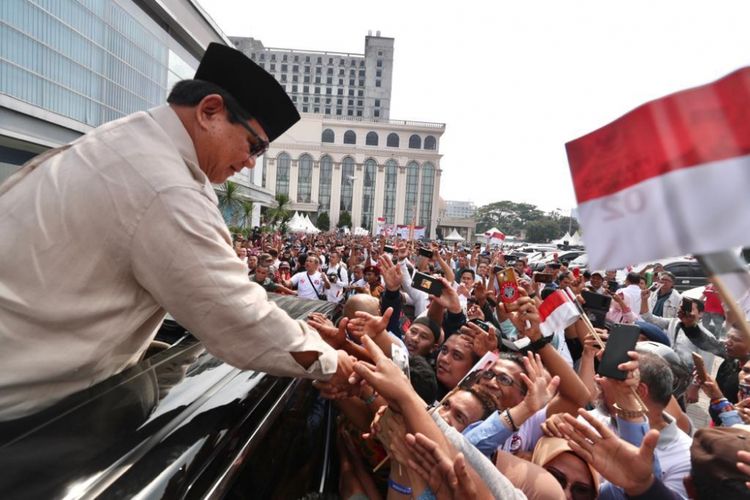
[444,229,465,242]
[483,227,501,236]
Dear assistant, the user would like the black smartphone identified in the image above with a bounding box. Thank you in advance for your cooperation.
[581,290,612,329]
[607,280,619,293]
[413,272,444,296]
[597,324,640,380]
[418,247,434,258]
[681,298,693,315]
[470,318,490,332]
[383,245,395,254]
[534,272,554,284]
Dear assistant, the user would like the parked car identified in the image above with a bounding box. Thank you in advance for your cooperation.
[568,254,588,270]
[662,259,708,292]
[0,296,341,500]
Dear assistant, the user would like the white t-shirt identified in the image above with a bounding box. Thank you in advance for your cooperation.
[291,271,325,300]
[501,407,548,454]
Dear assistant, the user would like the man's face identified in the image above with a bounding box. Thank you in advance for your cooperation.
[404,323,436,356]
[330,252,340,265]
[478,359,526,410]
[460,271,475,288]
[738,359,750,391]
[237,248,247,258]
[659,275,674,293]
[726,328,750,360]
[458,256,469,269]
[193,98,269,184]
[477,262,488,277]
[514,260,525,274]
[247,255,258,268]
[254,266,269,281]
[436,335,474,389]
[605,270,617,281]
[591,275,603,289]
[353,267,363,279]
[305,257,318,273]
[437,390,485,433]
[365,271,378,284]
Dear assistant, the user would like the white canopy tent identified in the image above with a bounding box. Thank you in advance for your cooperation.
[444,229,465,242]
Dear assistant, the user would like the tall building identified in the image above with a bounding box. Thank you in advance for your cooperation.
[438,199,477,242]
[444,200,476,219]
[234,33,446,238]
[0,0,273,222]
[231,32,393,121]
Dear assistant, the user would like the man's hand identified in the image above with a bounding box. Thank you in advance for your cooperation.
[349,336,414,412]
[582,330,608,360]
[467,303,485,321]
[430,277,462,314]
[348,307,394,340]
[314,349,359,399]
[541,412,567,438]
[307,313,345,349]
[559,409,659,497]
[459,321,497,358]
[518,352,560,414]
[379,254,402,292]
[509,296,542,342]
[697,371,724,400]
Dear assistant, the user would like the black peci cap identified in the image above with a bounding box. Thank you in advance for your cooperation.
[194,43,300,142]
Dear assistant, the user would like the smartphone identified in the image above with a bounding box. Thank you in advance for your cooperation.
[499,268,520,304]
[691,352,708,384]
[649,283,660,292]
[470,318,491,332]
[418,247,434,259]
[413,272,444,296]
[492,265,503,274]
[681,299,693,315]
[607,280,619,293]
[534,272,554,284]
[580,290,612,329]
[383,245,395,254]
[597,324,640,380]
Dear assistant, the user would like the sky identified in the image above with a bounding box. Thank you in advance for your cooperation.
[201,0,750,213]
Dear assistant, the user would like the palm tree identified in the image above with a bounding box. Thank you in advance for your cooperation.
[237,200,255,238]
[217,181,242,225]
[266,193,292,231]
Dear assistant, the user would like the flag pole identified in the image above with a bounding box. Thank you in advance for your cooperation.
[695,251,750,344]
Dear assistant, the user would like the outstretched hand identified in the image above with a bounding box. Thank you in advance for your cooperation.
[349,335,414,412]
[348,307,394,340]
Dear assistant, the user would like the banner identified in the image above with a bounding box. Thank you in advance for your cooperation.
[566,67,750,270]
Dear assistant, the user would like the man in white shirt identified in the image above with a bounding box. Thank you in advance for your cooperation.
[619,272,645,315]
[288,255,329,300]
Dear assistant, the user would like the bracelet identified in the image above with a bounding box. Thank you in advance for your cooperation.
[362,390,378,405]
[613,402,646,419]
[388,478,413,495]
[505,409,519,432]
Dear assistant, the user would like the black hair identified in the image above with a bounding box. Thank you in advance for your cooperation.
[467,387,496,420]
[693,477,750,500]
[167,79,250,123]
[626,272,641,285]
[459,268,475,279]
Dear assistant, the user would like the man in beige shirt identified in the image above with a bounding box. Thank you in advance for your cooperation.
[0,43,351,421]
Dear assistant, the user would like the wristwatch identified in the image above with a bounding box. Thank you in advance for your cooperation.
[613,402,646,419]
[526,336,552,353]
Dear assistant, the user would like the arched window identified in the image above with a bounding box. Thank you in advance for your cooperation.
[362,159,376,231]
[404,161,419,224]
[344,130,356,144]
[319,155,333,212]
[419,162,435,235]
[340,157,355,213]
[322,128,335,143]
[386,133,399,147]
[408,134,422,149]
[297,154,312,203]
[275,152,290,196]
[384,160,398,224]
[366,131,378,146]
[424,135,437,150]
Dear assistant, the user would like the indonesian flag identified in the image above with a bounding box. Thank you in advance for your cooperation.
[566,67,750,270]
[485,230,506,246]
[538,290,581,337]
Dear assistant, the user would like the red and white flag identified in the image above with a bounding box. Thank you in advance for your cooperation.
[539,290,581,337]
[485,230,506,246]
[566,67,750,270]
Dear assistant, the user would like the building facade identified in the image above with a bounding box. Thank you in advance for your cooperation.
[261,114,445,238]
[231,32,394,121]
[0,0,273,221]
[437,198,477,242]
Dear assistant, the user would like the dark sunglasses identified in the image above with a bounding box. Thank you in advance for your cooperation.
[229,110,269,158]
[545,466,596,500]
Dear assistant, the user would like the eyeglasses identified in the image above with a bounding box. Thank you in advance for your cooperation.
[545,467,596,500]
[229,110,269,158]
[481,370,517,388]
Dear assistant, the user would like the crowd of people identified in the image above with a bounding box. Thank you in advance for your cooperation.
[233,230,750,500]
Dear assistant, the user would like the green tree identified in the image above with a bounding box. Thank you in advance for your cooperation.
[237,200,254,238]
[337,210,352,229]
[217,180,243,225]
[316,212,330,231]
[266,193,292,231]
[525,218,560,243]
[475,200,545,235]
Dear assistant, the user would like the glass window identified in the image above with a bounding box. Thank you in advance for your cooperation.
[424,135,437,150]
[314,107,320,113]
[344,130,356,144]
[366,132,378,146]
[276,153,290,195]
[420,163,435,234]
[281,64,288,71]
[340,157,354,213]
[374,110,380,118]
[409,135,422,149]
[387,133,400,147]
[384,160,398,223]
[376,80,381,87]
[377,60,383,67]
[357,110,362,117]
[375,99,381,106]
[297,154,312,203]
[376,70,382,77]
[362,159,376,231]
[404,162,419,225]
[321,128,335,144]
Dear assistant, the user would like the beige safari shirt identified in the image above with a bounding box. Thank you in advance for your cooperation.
[0,105,337,420]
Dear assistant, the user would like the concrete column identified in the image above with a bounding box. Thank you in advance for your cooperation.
[330,161,342,226]
[373,164,385,232]
[351,163,364,228]
[289,159,298,202]
[266,158,277,197]
[431,168,442,239]
[311,159,321,205]
[395,165,406,225]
